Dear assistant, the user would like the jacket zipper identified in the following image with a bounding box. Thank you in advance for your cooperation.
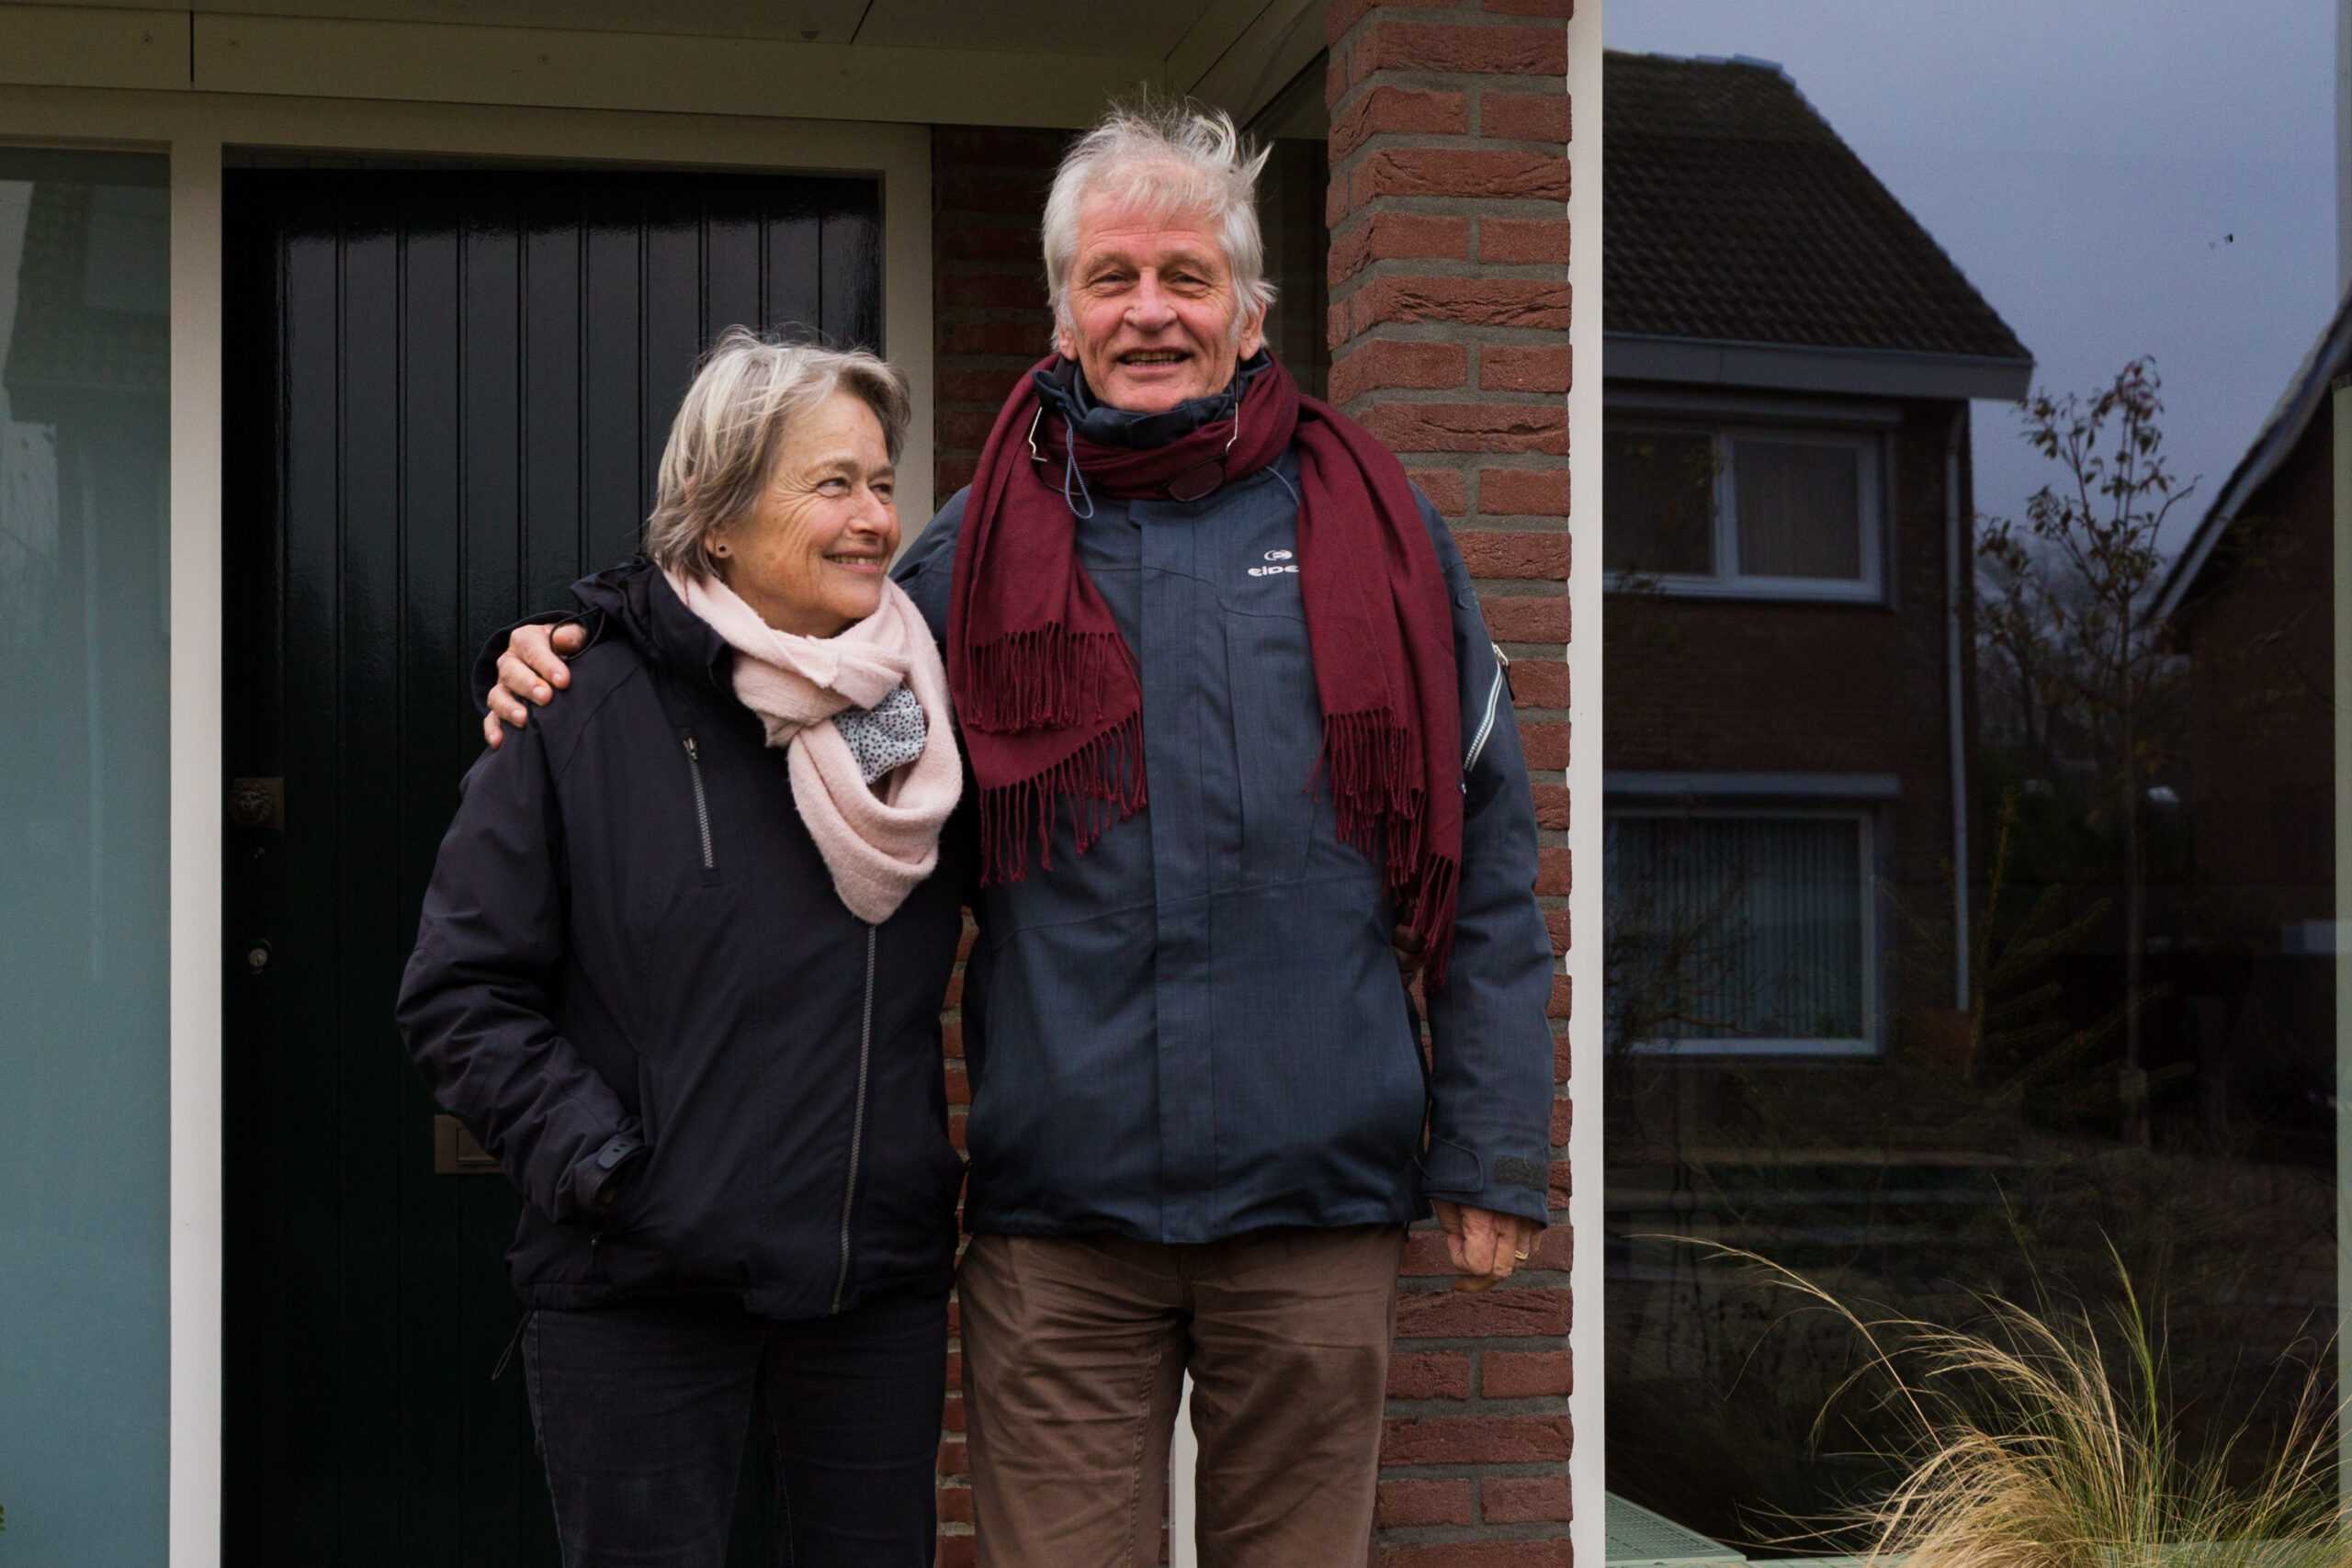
[682,736,715,870]
[831,923,877,1314]
[1463,645,1510,775]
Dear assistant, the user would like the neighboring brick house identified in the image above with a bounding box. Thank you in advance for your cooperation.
[2150,291,2348,1134]
[1595,51,2032,1547]
[1600,52,2029,1060]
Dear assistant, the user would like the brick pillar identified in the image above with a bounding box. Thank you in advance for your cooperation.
[929,126,1070,1567]
[1325,0,1576,1561]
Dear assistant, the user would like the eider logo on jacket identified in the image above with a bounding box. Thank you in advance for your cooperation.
[1248,549,1297,579]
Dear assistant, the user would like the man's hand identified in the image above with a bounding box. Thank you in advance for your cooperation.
[481,621,591,749]
[1430,1200,1542,1294]
[1392,924,1427,981]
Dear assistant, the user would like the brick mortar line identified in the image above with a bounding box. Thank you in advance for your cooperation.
[1331,53,1574,97]
[1331,257,1568,284]
[1405,448,1579,465]
[1329,295,1575,325]
[1335,389,1567,409]
[1456,583,1566,600]
[1330,283,1571,311]
[1334,195,1567,225]
[1332,31,1566,59]
[1330,134,1569,175]
[1447,518,1575,533]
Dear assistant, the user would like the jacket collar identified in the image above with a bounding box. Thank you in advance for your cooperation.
[1033,350,1272,451]
[570,558,732,686]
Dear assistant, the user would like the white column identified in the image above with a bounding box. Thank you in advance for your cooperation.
[168,134,225,1568]
[1566,0,1608,1562]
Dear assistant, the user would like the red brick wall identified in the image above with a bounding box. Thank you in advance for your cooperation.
[1326,0,1576,1561]
[932,126,1069,502]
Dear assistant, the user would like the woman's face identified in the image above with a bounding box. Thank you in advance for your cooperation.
[713,390,899,637]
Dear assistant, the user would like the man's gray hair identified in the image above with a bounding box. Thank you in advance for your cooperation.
[644,327,910,581]
[1042,100,1275,344]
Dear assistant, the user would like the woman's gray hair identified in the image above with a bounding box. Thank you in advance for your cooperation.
[1041,99,1275,345]
[645,328,910,581]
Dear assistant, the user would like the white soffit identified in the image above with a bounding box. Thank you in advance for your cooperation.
[856,0,1220,62]
[0,0,1312,127]
[9,0,877,42]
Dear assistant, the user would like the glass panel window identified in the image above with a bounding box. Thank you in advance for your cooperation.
[1602,25,2336,1562]
[0,149,170,1567]
[1604,421,1881,598]
[1732,437,1864,579]
[1604,428,1715,575]
[1608,809,1873,1054]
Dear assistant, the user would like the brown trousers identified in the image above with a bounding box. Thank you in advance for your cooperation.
[958,1224,1407,1568]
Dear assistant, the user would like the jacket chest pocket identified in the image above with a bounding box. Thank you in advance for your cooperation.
[1217,575,1325,886]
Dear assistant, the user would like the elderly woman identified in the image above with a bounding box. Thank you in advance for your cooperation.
[396,331,967,1568]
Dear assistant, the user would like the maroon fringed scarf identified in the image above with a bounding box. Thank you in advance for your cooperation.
[946,355,1465,984]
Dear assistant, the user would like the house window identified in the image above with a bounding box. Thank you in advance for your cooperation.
[1605,808,1879,1055]
[1603,423,1883,600]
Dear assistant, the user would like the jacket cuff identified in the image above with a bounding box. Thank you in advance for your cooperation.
[563,1129,645,1220]
[1420,1135,1552,1227]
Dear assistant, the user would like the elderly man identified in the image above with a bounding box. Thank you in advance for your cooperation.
[483,103,1555,1567]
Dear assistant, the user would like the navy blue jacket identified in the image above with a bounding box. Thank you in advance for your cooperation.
[896,446,1557,1239]
[397,565,967,1316]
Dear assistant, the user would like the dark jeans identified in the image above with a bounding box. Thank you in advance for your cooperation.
[522,1292,948,1568]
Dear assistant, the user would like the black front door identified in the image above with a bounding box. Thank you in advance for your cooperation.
[220,168,884,1567]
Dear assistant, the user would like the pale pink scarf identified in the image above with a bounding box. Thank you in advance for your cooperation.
[665,569,961,923]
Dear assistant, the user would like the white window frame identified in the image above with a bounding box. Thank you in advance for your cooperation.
[1608,804,1883,1058]
[1604,422,1887,604]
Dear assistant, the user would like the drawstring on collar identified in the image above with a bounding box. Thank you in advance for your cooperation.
[1061,437,1097,519]
[1266,462,1301,511]
[1027,403,1098,519]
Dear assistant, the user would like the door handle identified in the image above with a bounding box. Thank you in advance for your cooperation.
[433,1114,502,1176]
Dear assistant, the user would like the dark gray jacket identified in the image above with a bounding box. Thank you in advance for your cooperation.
[896,446,1556,1241]
[399,565,967,1315]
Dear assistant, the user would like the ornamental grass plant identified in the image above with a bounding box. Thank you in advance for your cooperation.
[1707,1246,2351,1568]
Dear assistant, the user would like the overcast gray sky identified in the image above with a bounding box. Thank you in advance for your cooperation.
[1606,0,2338,554]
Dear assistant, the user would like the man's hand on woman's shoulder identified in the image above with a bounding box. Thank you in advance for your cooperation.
[482,621,592,749]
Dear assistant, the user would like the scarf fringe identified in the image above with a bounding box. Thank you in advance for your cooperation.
[1404,853,1462,991]
[1319,707,1460,987]
[978,709,1148,886]
[959,626,1129,735]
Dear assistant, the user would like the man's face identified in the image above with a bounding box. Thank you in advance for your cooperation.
[1056,188,1266,414]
